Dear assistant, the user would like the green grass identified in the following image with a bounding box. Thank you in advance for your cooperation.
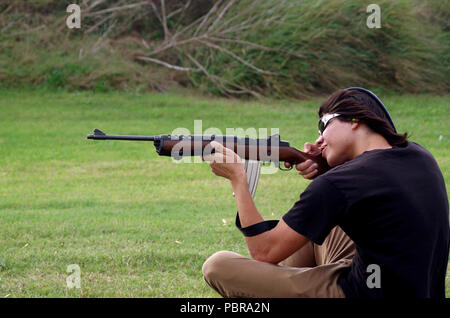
[0,89,448,297]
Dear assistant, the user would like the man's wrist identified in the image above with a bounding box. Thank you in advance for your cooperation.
[230,169,247,187]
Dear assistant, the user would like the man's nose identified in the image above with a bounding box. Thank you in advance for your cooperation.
[315,134,324,146]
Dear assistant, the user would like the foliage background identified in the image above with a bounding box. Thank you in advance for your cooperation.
[0,0,448,97]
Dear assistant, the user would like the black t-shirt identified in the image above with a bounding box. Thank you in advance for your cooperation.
[282,142,449,298]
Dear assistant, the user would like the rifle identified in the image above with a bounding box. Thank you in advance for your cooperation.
[86,129,330,176]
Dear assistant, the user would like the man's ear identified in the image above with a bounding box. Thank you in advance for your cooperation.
[351,118,360,131]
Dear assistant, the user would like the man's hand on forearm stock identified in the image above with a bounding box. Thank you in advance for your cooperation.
[203,141,262,226]
[203,141,265,234]
[203,141,246,184]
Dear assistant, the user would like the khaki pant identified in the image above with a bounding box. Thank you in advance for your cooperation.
[202,226,355,298]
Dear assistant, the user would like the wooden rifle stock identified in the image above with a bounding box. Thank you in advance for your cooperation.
[88,129,330,176]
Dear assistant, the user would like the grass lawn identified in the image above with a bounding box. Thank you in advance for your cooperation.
[0,89,448,297]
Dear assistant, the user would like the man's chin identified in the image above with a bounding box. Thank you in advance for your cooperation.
[325,154,341,167]
[323,149,342,167]
[327,161,338,168]
[327,155,350,168]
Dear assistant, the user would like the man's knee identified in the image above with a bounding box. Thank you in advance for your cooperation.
[202,251,247,297]
[202,250,236,282]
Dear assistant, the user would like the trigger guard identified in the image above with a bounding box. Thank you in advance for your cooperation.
[279,162,293,171]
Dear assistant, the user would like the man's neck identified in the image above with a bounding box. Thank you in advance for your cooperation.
[353,133,392,159]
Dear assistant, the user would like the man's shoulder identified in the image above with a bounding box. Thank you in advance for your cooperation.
[317,141,429,182]
[328,141,429,171]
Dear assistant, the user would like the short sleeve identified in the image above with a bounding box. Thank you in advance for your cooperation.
[282,176,347,245]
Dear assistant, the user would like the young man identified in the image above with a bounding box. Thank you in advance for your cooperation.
[202,88,449,298]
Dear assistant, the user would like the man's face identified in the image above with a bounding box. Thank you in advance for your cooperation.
[316,114,356,167]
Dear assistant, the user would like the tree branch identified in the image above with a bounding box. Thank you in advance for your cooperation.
[197,39,279,75]
[84,1,148,17]
[136,56,200,72]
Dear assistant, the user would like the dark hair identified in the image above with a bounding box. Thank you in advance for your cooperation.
[319,89,408,147]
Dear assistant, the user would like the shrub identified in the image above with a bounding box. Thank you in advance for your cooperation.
[0,0,448,97]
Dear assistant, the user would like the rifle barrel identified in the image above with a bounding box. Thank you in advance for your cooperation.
[87,134,155,141]
[87,129,155,141]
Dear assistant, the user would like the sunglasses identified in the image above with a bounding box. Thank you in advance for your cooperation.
[318,113,341,135]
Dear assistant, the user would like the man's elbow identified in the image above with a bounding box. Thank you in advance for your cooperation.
[246,231,284,264]
[250,248,280,264]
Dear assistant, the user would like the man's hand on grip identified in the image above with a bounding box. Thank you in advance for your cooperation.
[284,142,321,180]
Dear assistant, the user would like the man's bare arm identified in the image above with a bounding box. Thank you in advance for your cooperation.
[205,141,310,264]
